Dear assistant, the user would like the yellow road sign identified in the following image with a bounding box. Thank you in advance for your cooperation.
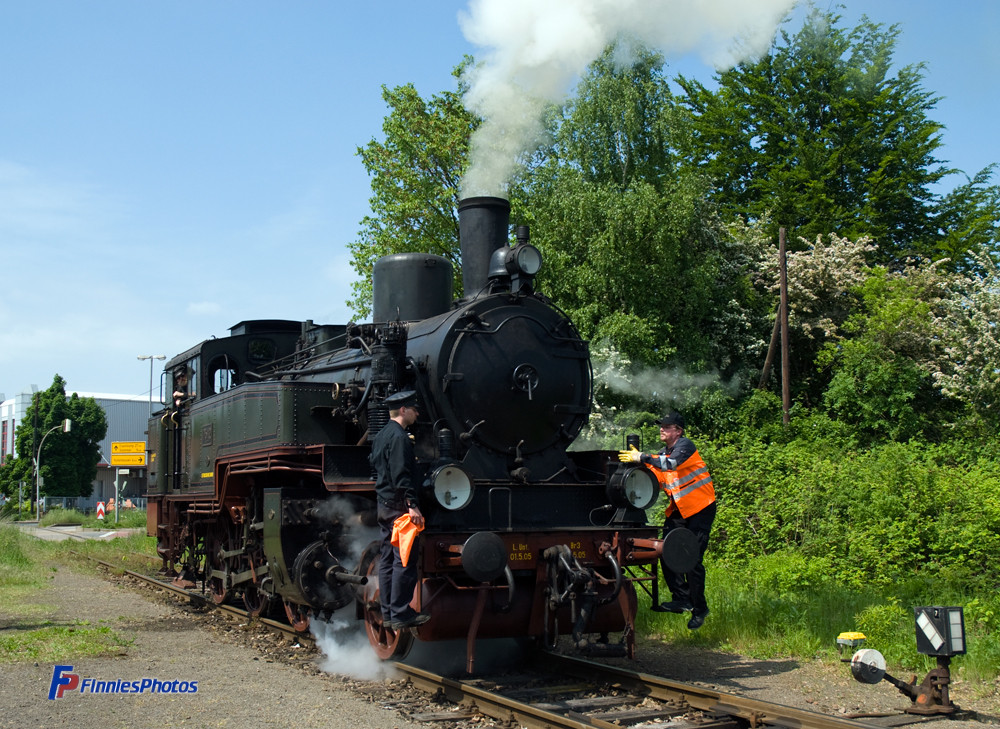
[112,441,146,454]
[110,453,146,466]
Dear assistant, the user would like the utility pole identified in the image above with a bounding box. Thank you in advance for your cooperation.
[138,355,166,417]
[779,227,791,425]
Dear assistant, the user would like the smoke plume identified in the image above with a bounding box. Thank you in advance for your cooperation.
[458,0,797,197]
[312,613,397,680]
[311,495,379,566]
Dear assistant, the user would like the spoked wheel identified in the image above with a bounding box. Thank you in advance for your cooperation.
[243,580,271,618]
[206,539,229,605]
[360,541,413,660]
[283,599,311,633]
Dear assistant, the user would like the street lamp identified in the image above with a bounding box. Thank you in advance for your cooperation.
[137,354,166,417]
[34,419,71,520]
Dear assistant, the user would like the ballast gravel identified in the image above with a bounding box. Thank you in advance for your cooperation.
[2,561,999,729]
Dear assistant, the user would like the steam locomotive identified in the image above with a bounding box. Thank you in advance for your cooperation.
[145,197,691,672]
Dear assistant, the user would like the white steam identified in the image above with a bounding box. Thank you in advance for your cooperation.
[458,0,797,197]
[591,339,737,407]
[310,495,380,567]
[308,496,387,680]
[311,613,398,681]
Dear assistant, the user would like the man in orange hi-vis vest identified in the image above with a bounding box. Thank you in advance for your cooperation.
[619,412,716,629]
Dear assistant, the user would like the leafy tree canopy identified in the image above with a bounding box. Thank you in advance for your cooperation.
[0,375,108,501]
[348,64,479,317]
[516,46,772,381]
[677,6,999,268]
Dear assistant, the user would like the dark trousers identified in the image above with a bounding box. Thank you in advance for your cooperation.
[377,503,419,622]
[663,500,716,613]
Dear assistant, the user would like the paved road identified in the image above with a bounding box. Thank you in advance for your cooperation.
[13,522,145,542]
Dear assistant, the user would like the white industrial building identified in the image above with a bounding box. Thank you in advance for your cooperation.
[0,389,160,512]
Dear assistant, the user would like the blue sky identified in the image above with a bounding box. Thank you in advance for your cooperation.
[1,1,997,401]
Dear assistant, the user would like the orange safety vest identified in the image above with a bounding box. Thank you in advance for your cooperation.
[648,449,715,519]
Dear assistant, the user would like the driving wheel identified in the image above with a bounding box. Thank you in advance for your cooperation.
[206,538,229,605]
[360,541,413,660]
[243,579,271,617]
[283,599,311,632]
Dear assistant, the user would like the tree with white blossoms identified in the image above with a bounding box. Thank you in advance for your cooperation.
[759,232,960,441]
[759,232,876,403]
[931,247,1000,423]
[776,233,877,341]
[572,338,634,449]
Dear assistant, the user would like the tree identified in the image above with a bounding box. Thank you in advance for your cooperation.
[348,65,479,317]
[516,46,773,385]
[550,46,686,190]
[929,247,1000,428]
[933,165,1000,268]
[0,375,107,502]
[757,232,875,403]
[803,254,955,442]
[677,7,997,267]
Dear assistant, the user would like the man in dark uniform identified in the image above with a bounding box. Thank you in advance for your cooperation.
[369,390,430,630]
[620,412,716,629]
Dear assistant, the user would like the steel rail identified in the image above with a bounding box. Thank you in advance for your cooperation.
[534,652,887,729]
[391,653,887,729]
[79,554,311,645]
[393,662,618,729]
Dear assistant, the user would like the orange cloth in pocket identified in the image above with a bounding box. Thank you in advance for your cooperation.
[390,514,425,567]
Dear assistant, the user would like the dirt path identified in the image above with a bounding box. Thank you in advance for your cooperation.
[0,563,424,729]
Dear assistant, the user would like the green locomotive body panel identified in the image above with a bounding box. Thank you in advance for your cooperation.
[182,382,344,489]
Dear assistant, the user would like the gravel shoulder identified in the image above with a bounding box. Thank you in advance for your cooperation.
[3,558,999,729]
[0,561,424,729]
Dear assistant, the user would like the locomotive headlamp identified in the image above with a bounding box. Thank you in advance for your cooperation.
[431,464,474,510]
[606,465,658,510]
[489,243,543,280]
[507,244,542,276]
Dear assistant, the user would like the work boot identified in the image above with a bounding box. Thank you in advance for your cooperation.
[395,611,431,629]
[687,608,709,630]
[651,600,693,613]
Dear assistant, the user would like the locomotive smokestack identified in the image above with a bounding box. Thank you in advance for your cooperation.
[458,196,510,297]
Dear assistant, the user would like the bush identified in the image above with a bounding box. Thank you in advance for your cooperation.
[39,508,85,527]
[706,428,1000,589]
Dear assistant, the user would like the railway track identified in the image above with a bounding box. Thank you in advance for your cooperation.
[395,653,891,729]
[81,556,894,729]
[80,554,312,645]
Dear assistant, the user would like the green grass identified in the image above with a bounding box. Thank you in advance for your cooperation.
[0,521,49,587]
[637,551,1000,683]
[57,531,159,569]
[0,521,150,664]
[0,622,133,663]
[39,507,85,526]
[39,506,148,529]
